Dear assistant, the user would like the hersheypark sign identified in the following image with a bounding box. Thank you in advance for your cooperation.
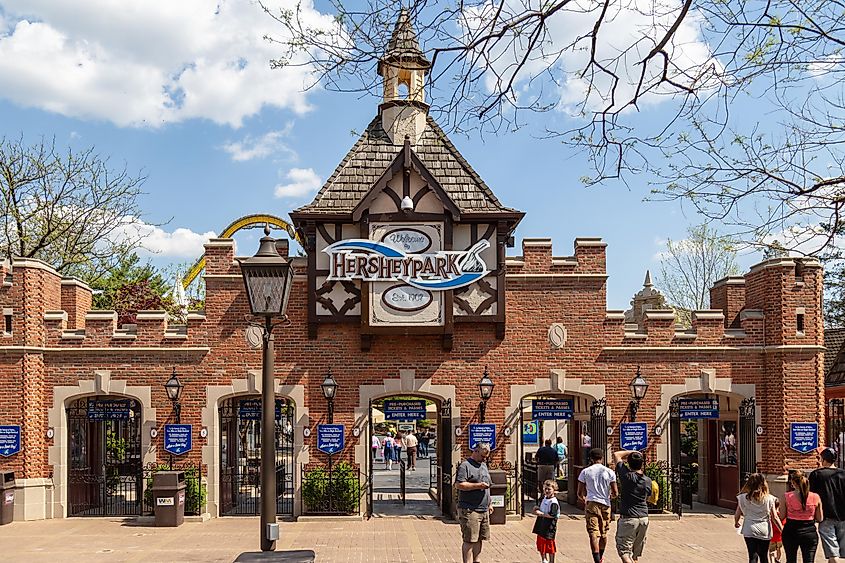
[324,239,490,291]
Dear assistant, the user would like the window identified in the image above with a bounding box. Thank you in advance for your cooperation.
[797,313,805,335]
[3,310,10,335]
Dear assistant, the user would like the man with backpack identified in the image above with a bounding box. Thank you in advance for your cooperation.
[612,449,653,563]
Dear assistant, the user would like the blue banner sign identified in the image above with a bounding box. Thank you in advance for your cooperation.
[532,399,573,420]
[790,422,818,454]
[238,399,283,420]
[469,423,497,451]
[522,420,539,445]
[620,422,648,451]
[164,424,192,455]
[383,400,427,421]
[317,424,345,455]
[679,398,720,420]
[0,425,21,457]
[87,399,131,420]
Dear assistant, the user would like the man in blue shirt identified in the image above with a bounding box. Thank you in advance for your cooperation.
[456,442,493,563]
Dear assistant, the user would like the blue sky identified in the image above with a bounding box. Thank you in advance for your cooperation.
[0,0,757,310]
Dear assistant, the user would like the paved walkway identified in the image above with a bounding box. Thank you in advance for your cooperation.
[0,513,827,562]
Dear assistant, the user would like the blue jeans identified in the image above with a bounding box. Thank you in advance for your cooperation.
[819,519,845,559]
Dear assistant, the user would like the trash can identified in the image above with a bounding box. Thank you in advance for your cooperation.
[488,469,508,525]
[152,471,186,527]
[0,471,15,525]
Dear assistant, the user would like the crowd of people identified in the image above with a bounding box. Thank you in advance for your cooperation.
[455,443,845,563]
[370,428,434,471]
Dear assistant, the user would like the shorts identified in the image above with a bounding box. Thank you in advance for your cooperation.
[616,516,649,558]
[536,536,556,554]
[585,501,612,539]
[459,508,490,543]
[819,519,845,558]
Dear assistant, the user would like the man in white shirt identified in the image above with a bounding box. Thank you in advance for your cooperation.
[577,448,618,563]
[403,431,419,470]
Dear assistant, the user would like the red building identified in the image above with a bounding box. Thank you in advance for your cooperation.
[0,11,826,522]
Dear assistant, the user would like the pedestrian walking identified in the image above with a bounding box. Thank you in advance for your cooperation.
[581,430,592,465]
[555,436,568,478]
[779,470,823,563]
[455,442,493,563]
[577,447,618,563]
[536,439,560,496]
[403,431,419,470]
[809,447,845,563]
[735,473,782,563]
[770,498,786,563]
[532,479,560,563]
[420,430,431,458]
[371,433,381,462]
[613,449,652,563]
[394,432,403,464]
[383,433,395,470]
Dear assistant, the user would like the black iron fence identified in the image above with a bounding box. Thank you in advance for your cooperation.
[141,463,206,516]
[829,399,845,468]
[300,461,362,515]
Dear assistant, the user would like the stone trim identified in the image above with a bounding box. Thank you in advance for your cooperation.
[644,311,676,321]
[47,371,156,519]
[10,257,60,275]
[603,345,824,352]
[712,276,746,287]
[506,274,608,280]
[353,369,461,516]
[605,311,626,320]
[202,373,310,518]
[44,311,67,322]
[204,239,235,247]
[522,238,552,247]
[692,310,726,321]
[551,257,577,266]
[740,310,765,321]
[60,278,93,292]
[574,238,606,247]
[0,346,211,354]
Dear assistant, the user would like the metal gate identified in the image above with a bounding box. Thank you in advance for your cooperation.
[439,398,453,517]
[828,398,845,467]
[67,396,143,516]
[365,398,374,517]
[668,397,684,516]
[589,399,607,458]
[738,398,757,485]
[218,396,295,516]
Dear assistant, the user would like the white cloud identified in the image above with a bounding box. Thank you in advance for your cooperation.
[221,126,296,162]
[113,219,217,258]
[274,167,321,198]
[0,0,335,127]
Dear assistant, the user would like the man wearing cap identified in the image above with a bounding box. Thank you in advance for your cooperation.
[810,447,845,563]
[612,449,652,563]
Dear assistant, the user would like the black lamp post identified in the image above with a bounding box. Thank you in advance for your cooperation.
[163,368,185,469]
[478,366,495,423]
[628,366,649,423]
[237,225,294,552]
[321,369,338,424]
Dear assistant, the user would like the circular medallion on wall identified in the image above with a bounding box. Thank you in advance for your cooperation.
[454,427,463,437]
[548,323,567,349]
[653,425,663,436]
[46,428,54,439]
[352,427,361,437]
[150,428,158,439]
[245,325,263,350]
[755,424,764,436]
[303,427,312,438]
[200,427,208,439]
[605,426,614,436]
[503,426,512,437]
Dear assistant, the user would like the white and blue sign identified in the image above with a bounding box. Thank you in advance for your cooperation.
[87,399,131,420]
[789,422,818,454]
[679,398,720,420]
[383,400,427,421]
[0,425,21,457]
[238,399,284,420]
[164,424,192,455]
[532,399,573,420]
[469,423,497,451]
[317,424,345,455]
[522,420,539,445]
[620,422,648,451]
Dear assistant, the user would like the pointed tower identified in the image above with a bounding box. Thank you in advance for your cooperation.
[378,9,431,145]
[625,270,672,326]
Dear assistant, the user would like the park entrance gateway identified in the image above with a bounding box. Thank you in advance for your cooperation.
[0,10,827,524]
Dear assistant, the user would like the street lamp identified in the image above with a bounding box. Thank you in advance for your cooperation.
[321,369,338,424]
[164,367,184,423]
[628,366,649,422]
[237,225,294,552]
[478,366,495,423]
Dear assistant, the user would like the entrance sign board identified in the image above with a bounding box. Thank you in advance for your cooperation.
[383,400,427,421]
[317,424,345,455]
[522,421,539,444]
[532,399,573,420]
[87,399,131,420]
[164,424,192,455]
[469,423,497,451]
[323,239,491,291]
[679,398,720,420]
[0,425,21,457]
[238,399,283,420]
[789,422,818,453]
[620,422,648,451]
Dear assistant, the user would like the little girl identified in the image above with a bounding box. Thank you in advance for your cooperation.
[532,479,560,563]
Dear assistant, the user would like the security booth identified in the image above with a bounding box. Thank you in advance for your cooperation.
[152,470,186,527]
[0,471,15,525]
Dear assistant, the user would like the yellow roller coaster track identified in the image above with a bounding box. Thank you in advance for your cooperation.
[181,214,301,289]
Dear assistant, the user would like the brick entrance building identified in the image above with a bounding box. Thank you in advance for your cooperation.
[0,11,826,522]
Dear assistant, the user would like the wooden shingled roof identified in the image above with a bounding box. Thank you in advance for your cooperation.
[292,115,521,217]
[825,327,845,387]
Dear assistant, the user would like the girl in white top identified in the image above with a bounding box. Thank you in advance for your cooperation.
[735,473,782,563]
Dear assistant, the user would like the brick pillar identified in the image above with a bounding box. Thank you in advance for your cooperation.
[710,276,745,328]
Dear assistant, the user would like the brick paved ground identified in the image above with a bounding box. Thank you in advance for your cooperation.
[0,514,828,563]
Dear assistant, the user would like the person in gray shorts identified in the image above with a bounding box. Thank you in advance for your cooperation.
[810,447,845,563]
[456,442,493,563]
[613,449,652,563]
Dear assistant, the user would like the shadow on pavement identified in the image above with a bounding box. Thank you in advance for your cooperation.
[234,550,316,562]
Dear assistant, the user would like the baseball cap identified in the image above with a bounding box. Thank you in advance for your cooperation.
[820,447,837,463]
